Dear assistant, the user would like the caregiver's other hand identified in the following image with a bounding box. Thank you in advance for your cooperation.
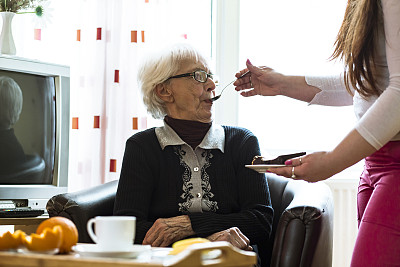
[267,151,342,183]
[207,227,253,251]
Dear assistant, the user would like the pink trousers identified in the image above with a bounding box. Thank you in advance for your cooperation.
[351,141,400,266]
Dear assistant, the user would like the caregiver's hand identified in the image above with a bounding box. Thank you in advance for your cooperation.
[267,151,342,182]
[233,59,285,97]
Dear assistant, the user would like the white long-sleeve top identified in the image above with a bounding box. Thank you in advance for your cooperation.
[306,0,400,150]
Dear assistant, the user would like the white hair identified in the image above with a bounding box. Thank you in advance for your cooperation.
[138,43,211,119]
[0,76,23,130]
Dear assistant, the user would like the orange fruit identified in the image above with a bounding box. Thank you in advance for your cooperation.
[0,230,26,250]
[23,226,63,251]
[36,217,78,253]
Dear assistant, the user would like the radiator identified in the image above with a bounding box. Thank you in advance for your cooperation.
[325,177,359,267]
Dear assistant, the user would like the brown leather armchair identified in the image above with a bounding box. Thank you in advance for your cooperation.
[47,174,333,267]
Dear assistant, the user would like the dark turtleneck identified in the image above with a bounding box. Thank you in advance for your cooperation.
[164,116,212,150]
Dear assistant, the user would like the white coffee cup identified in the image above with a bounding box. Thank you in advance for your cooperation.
[87,216,136,251]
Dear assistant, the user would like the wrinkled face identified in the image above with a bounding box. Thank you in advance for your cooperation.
[163,59,216,123]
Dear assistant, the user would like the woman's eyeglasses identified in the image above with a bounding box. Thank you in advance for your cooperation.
[168,70,215,83]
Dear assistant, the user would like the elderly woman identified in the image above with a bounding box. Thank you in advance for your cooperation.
[113,43,273,266]
[0,76,25,170]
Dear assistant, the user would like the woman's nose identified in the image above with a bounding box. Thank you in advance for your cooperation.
[206,79,216,92]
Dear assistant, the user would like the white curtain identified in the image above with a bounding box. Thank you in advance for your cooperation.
[68,0,152,191]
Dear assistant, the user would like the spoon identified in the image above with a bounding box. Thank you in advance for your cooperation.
[210,70,250,102]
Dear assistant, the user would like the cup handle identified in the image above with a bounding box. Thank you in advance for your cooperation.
[87,218,98,243]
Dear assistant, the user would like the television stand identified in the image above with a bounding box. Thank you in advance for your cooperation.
[0,214,49,234]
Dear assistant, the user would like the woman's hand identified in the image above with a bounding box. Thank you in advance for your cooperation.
[267,129,377,182]
[266,151,341,182]
[207,227,253,251]
[234,59,284,97]
[234,59,321,102]
[143,215,195,247]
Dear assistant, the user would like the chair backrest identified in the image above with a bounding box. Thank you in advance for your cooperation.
[266,174,333,267]
[47,179,118,243]
[263,174,291,264]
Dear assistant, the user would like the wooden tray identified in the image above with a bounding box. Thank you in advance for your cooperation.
[0,241,257,267]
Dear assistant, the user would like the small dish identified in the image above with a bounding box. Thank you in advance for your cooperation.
[73,244,151,258]
[17,247,59,255]
[150,246,221,261]
[245,164,286,173]
[150,247,173,262]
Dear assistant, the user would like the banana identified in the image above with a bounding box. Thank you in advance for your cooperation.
[169,238,210,255]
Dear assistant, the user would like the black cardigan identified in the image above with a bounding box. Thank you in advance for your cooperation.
[113,125,273,249]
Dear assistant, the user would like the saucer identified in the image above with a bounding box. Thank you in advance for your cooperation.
[73,244,151,258]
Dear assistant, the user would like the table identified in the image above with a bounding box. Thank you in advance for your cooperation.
[0,241,257,267]
[0,215,49,234]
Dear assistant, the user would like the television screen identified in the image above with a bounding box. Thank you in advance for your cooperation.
[0,56,69,210]
[0,70,56,185]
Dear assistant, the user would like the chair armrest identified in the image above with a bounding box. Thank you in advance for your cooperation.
[46,180,118,243]
[271,180,333,267]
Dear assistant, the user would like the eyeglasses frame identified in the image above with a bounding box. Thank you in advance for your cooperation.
[168,70,214,83]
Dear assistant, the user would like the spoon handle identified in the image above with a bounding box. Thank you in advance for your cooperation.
[219,71,250,95]
[211,70,250,101]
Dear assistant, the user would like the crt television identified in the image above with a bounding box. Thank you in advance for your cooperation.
[0,56,70,210]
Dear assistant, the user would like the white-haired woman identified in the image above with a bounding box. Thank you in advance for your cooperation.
[0,76,25,170]
[113,43,273,267]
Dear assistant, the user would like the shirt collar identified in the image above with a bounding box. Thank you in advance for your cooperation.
[155,120,225,152]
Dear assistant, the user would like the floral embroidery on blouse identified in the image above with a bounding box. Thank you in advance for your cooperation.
[174,146,218,213]
[201,150,218,212]
[155,122,223,213]
[174,147,193,212]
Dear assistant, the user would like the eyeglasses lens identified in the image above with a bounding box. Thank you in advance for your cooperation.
[194,71,214,83]
[194,71,205,83]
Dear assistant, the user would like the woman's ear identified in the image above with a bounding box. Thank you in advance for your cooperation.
[156,83,174,103]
